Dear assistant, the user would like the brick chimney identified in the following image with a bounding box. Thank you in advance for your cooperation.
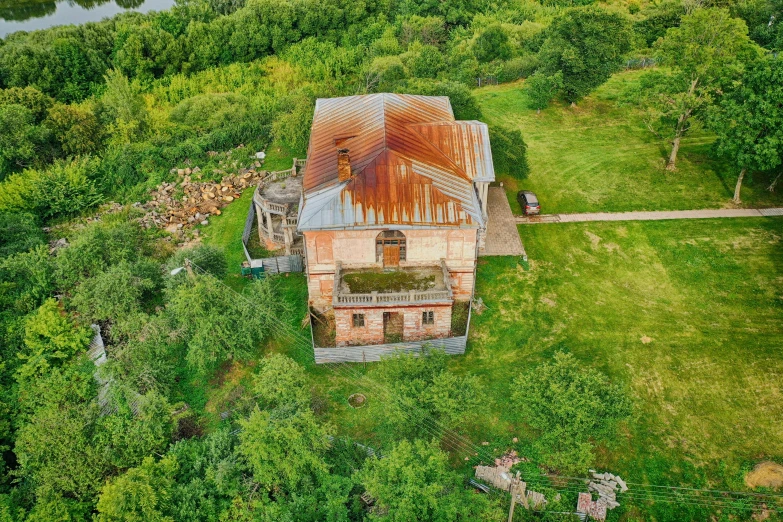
[337,149,352,182]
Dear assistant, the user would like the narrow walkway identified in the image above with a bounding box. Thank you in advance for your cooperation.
[481,187,526,257]
[516,207,783,224]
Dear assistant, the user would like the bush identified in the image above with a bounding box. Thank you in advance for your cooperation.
[474,25,512,62]
[0,157,103,222]
[489,125,530,180]
[165,244,228,290]
[398,79,483,120]
[170,93,251,132]
[497,55,539,83]
[0,211,45,257]
[511,352,632,473]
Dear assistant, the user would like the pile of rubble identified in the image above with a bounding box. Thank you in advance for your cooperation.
[577,470,628,521]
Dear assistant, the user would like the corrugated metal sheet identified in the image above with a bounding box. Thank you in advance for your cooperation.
[299,94,495,231]
[313,335,468,364]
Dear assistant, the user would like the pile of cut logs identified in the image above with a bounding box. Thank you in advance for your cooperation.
[140,167,266,232]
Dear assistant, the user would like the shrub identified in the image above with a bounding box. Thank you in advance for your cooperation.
[165,244,228,290]
[511,352,632,473]
[170,93,251,132]
[474,25,512,62]
[398,79,483,120]
[497,55,539,83]
[0,211,45,257]
[489,125,530,180]
[0,157,102,222]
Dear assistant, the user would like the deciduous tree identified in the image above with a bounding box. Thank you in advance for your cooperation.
[710,55,783,203]
[536,6,632,104]
[651,8,760,170]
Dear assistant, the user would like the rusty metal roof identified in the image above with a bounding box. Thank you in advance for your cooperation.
[298,94,495,231]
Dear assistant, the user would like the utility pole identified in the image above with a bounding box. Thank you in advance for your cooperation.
[507,472,528,522]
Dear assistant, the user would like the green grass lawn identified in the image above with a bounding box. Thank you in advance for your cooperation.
[460,218,783,497]
[476,71,783,215]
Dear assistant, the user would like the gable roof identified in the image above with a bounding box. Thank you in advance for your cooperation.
[298,93,495,231]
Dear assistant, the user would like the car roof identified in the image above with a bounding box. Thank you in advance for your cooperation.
[521,191,538,202]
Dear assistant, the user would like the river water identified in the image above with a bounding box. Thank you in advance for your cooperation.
[0,0,177,38]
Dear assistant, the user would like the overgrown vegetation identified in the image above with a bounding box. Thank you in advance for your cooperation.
[343,269,437,294]
[1,0,783,519]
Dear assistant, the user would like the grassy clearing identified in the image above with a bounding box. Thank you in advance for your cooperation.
[476,71,783,214]
[459,218,783,494]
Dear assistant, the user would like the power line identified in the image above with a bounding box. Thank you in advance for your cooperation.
[184,259,783,514]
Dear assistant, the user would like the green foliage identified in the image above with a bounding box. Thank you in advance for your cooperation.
[166,276,279,375]
[710,55,783,200]
[489,124,530,179]
[474,25,512,63]
[399,15,447,47]
[72,259,161,324]
[99,69,149,144]
[252,354,311,410]
[14,401,108,500]
[511,351,632,473]
[271,95,314,155]
[16,299,92,384]
[165,244,228,290]
[95,455,178,522]
[524,70,563,110]
[237,407,331,492]
[0,104,51,177]
[360,439,501,521]
[96,391,174,470]
[0,245,55,315]
[405,43,446,78]
[44,103,103,157]
[0,212,45,257]
[633,0,684,48]
[537,6,632,103]
[712,55,783,174]
[54,217,151,290]
[0,87,55,122]
[170,93,251,132]
[398,79,483,120]
[373,349,485,439]
[497,55,539,83]
[0,157,103,222]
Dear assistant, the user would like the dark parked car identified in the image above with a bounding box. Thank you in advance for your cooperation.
[517,190,540,215]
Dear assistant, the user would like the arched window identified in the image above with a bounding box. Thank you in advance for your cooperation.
[376,230,406,266]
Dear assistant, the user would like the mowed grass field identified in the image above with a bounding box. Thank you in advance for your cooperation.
[476,72,783,215]
[461,218,783,494]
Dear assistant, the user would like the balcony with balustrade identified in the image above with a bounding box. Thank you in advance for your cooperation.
[332,259,453,307]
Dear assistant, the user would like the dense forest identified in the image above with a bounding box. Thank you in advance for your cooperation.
[0,0,782,519]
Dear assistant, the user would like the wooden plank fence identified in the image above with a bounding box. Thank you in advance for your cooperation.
[313,335,467,364]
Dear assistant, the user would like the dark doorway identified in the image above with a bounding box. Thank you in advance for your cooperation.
[383,312,404,343]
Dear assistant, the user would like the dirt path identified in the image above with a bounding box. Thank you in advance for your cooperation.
[516,207,783,224]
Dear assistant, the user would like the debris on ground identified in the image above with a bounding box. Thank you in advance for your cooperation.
[472,297,487,315]
[576,470,628,520]
[495,450,522,469]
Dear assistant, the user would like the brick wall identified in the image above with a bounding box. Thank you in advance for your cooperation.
[334,303,453,346]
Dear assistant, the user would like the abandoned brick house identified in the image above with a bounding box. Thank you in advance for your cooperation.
[297,93,495,348]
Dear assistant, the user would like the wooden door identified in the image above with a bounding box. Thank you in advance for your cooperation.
[383,244,400,267]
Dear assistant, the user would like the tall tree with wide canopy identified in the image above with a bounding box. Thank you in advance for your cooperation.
[711,56,783,203]
[651,8,760,170]
[536,6,632,104]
